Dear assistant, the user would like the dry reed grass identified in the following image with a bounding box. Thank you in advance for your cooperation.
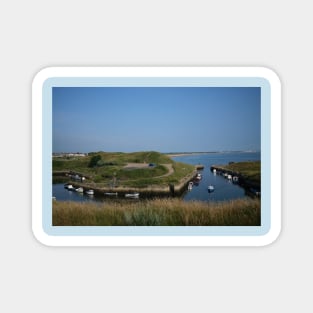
[52,198,260,226]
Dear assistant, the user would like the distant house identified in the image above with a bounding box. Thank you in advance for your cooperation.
[53,152,87,158]
[67,153,87,157]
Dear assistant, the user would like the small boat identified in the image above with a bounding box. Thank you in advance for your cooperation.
[195,173,202,180]
[76,187,84,193]
[125,193,139,198]
[208,185,215,192]
[232,176,239,183]
[66,184,75,190]
[188,181,193,190]
[104,192,117,196]
[52,196,56,201]
[85,189,94,195]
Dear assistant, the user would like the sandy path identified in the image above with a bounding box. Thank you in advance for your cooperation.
[154,164,174,178]
[123,163,174,178]
[123,163,151,169]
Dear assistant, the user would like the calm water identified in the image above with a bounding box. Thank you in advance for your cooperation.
[172,151,260,201]
[53,183,101,202]
[53,151,260,202]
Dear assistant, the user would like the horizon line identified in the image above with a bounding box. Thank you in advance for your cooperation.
[52,149,261,154]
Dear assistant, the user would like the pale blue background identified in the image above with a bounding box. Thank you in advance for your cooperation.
[43,76,270,236]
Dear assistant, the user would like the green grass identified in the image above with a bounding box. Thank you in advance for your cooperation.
[53,197,261,226]
[217,161,261,185]
[53,158,90,171]
[88,151,174,165]
[167,162,195,183]
[53,151,195,188]
[120,165,167,179]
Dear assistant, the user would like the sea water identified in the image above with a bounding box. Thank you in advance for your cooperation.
[53,151,260,202]
[171,151,260,201]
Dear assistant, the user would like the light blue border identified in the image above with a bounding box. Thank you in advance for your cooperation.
[43,77,270,236]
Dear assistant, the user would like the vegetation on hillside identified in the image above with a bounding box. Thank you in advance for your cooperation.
[53,151,195,188]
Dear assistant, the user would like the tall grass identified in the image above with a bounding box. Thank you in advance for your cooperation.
[53,198,260,226]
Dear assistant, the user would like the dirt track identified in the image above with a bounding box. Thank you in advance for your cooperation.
[123,163,174,178]
[123,163,151,169]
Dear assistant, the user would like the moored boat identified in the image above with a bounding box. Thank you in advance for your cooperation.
[208,185,215,192]
[195,173,202,180]
[65,184,75,190]
[125,193,139,198]
[85,189,94,195]
[188,181,193,190]
[232,176,239,183]
[76,187,84,193]
[104,192,118,196]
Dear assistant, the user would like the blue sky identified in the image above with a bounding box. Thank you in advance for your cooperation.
[53,87,261,153]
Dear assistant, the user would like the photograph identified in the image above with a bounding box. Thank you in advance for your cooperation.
[32,66,279,246]
[52,86,261,227]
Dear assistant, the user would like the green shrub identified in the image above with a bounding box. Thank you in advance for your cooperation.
[88,155,102,168]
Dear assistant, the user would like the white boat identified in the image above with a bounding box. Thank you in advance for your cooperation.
[85,189,94,195]
[232,176,239,182]
[195,173,202,180]
[66,184,75,190]
[125,193,139,198]
[208,185,215,192]
[76,187,84,193]
[188,181,193,190]
[104,192,118,196]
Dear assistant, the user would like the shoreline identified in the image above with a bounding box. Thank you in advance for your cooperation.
[166,151,259,158]
[167,152,211,157]
[57,164,201,198]
[60,168,199,198]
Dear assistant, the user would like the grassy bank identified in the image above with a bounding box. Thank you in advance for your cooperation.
[53,198,260,226]
[224,161,260,183]
[212,161,261,189]
[53,151,195,188]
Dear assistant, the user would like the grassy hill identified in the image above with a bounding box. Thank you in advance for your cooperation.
[53,151,195,188]
[53,151,174,169]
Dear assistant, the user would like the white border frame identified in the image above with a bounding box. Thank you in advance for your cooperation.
[32,67,281,246]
